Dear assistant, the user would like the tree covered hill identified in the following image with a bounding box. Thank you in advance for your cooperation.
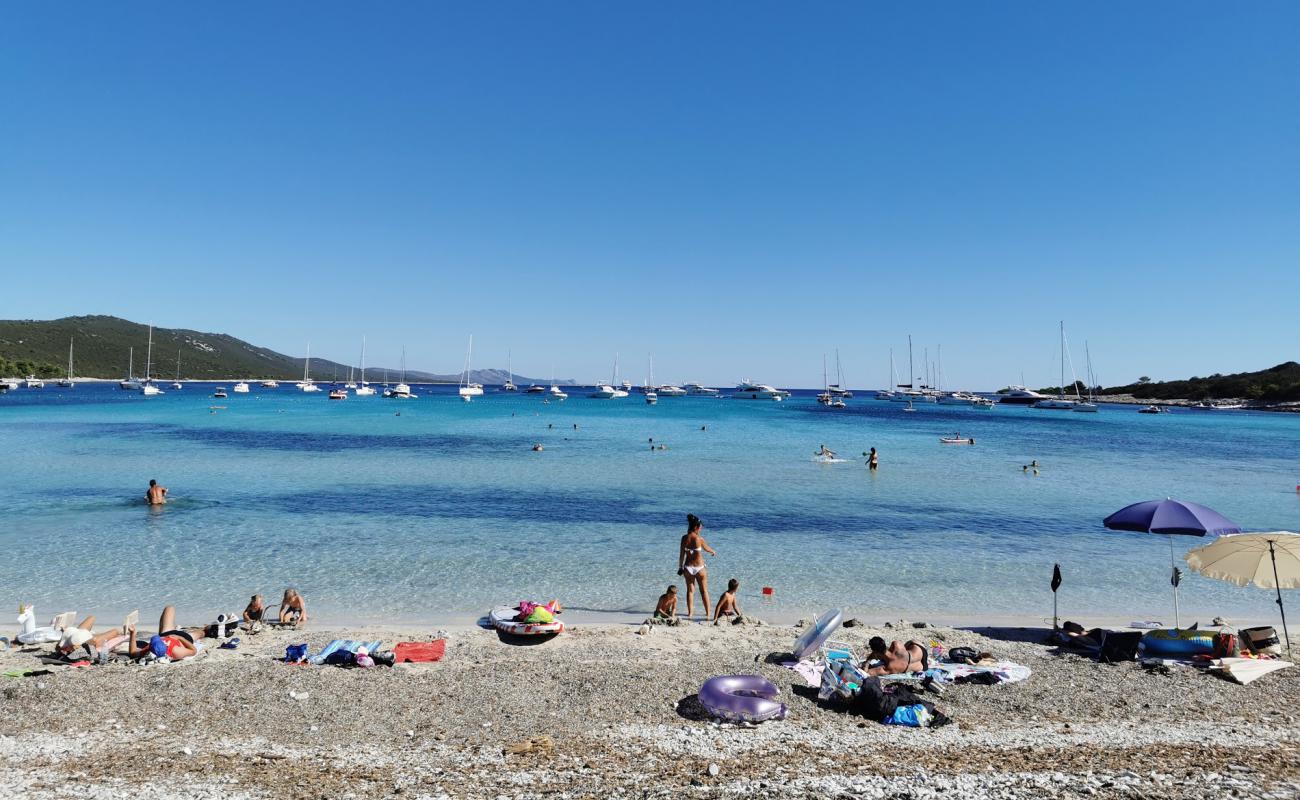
[0,316,561,383]
[1100,362,1300,403]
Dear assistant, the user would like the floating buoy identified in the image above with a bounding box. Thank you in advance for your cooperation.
[762,586,774,597]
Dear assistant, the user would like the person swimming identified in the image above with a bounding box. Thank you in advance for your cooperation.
[815,444,837,458]
[678,513,716,618]
[145,479,167,505]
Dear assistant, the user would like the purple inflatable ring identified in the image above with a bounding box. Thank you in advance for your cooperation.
[698,675,788,723]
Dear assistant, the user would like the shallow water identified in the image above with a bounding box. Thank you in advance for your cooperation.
[2,384,1298,627]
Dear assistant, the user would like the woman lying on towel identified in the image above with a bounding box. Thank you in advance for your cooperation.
[127,606,204,662]
[863,636,929,676]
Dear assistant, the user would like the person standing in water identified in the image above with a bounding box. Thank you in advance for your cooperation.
[867,448,879,471]
[145,479,168,505]
[677,514,716,619]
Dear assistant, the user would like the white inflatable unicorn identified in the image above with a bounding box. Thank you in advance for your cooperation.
[16,604,72,645]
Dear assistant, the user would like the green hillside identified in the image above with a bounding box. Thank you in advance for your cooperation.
[0,316,564,383]
[1101,362,1300,403]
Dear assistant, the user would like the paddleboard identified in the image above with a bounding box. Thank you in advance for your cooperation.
[489,606,564,636]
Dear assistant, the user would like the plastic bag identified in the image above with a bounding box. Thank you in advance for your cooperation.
[884,703,933,728]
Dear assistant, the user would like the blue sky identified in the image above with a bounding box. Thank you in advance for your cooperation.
[2,2,1296,388]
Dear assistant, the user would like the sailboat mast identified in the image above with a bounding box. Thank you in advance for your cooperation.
[144,325,153,382]
[908,336,914,389]
[305,342,311,383]
[67,338,74,379]
[1059,321,1065,399]
[360,337,367,384]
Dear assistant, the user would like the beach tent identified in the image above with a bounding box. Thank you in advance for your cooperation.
[1103,498,1241,628]
[1185,531,1300,656]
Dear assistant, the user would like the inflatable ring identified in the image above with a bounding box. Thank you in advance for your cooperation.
[792,608,843,661]
[1141,629,1215,656]
[489,606,564,636]
[698,675,787,723]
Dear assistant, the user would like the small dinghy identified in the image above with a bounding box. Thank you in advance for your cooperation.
[940,436,975,445]
[489,605,564,636]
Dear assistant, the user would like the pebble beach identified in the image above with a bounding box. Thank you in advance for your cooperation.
[2,619,1298,799]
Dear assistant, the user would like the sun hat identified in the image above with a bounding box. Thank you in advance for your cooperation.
[58,627,93,652]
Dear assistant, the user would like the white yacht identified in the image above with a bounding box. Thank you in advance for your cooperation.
[734,380,789,400]
[24,375,45,389]
[328,387,347,400]
[938,391,981,406]
[387,347,416,398]
[827,350,852,397]
[233,382,250,394]
[525,384,546,394]
[589,355,628,398]
[169,349,183,390]
[999,385,1049,404]
[458,335,484,401]
[657,384,687,397]
[549,384,568,400]
[56,338,75,388]
[620,380,634,393]
[213,387,228,398]
[503,350,517,391]
[139,325,164,395]
[344,366,357,390]
[644,356,658,405]
[685,382,718,396]
[297,342,321,392]
[0,379,19,391]
[891,338,929,402]
[1073,342,1099,412]
[1031,322,1081,411]
[354,337,375,395]
[260,380,279,389]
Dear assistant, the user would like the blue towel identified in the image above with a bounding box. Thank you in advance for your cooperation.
[307,639,381,666]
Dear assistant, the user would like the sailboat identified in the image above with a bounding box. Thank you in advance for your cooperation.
[171,349,183,389]
[56,338,75,388]
[645,355,658,405]
[388,347,416,398]
[119,347,141,390]
[1074,342,1099,412]
[345,365,357,390]
[548,365,568,400]
[458,335,484,401]
[298,343,321,392]
[140,326,164,395]
[875,350,897,400]
[589,354,629,398]
[817,354,832,405]
[1032,322,1080,410]
[503,350,517,392]
[354,337,376,395]
[891,337,927,402]
[828,350,851,398]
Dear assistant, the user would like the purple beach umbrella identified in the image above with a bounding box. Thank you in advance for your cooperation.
[1103,498,1242,628]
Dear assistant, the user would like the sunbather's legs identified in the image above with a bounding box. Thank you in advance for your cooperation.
[75,615,96,631]
[158,606,177,634]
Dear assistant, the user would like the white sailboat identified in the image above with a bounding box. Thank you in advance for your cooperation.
[171,349,183,389]
[458,335,484,401]
[55,338,75,388]
[388,347,416,399]
[1032,322,1080,410]
[298,343,321,392]
[345,365,357,390]
[119,347,141,390]
[589,353,629,398]
[354,337,376,395]
[892,336,929,402]
[828,349,852,397]
[875,350,897,400]
[503,350,517,392]
[645,355,658,405]
[1074,342,1099,412]
[140,325,164,395]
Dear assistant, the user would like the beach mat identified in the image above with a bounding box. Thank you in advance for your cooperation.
[1211,658,1295,686]
[393,640,446,664]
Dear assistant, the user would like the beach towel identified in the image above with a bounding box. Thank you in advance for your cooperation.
[392,640,446,664]
[932,661,1031,685]
[781,657,824,688]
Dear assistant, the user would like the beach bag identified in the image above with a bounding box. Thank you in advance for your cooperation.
[1241,626,1281,655]
[883,703,933,728]
[1212,631,1239,659]
[1098,631,1142,663]
[284,644,308,663]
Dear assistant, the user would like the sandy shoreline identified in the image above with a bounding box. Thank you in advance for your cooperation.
[2,618,1297,799]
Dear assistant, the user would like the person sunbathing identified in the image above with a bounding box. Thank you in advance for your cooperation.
[713,578,743,624]
[127,606,203,662]
[278,588,308,626]
[863,636,929,676]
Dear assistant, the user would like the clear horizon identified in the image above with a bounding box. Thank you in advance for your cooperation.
[2,3,1296,387]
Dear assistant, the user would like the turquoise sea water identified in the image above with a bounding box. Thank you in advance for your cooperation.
[2,384,1298,627]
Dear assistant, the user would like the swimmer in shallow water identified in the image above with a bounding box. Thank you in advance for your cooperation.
[145,479,167,505]
[815,444,837,459]
[532,443,544,451]
[678,513,716,618]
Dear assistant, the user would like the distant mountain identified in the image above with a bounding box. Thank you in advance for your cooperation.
[1100,362,1300,403]
[0,316,571,384]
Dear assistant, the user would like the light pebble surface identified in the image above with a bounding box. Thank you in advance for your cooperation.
[1,620,1298,799]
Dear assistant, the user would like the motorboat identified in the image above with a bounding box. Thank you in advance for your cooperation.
[940,435,975,445]
[525,384,546,394]
[875,390,896,401]
[548,384,568,400]
[645,389,658,405]
[685,382,718,396]
[328,388,347,400]
[1032,398,1079,410]
[24,376,45,389]
[1211,402,1245,410]
[233,382,250,394]
[999,386,1049,404]
[388,382,416,399]
[213,387,228,398]
[1138,405,1165,414]
[261,380,280,389]
[733,380,789,400]
[589,384,628,399]
[657,384,687,397]
[458,335,484,401]
[938,391,981,406]
[620,380,634,393]
[0,379,18,391]
[971,397,995,409]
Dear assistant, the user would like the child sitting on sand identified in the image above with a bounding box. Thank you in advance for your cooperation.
[713,578,743,625]
[243,595,265,631]
[279,588,308,627]
[651,585,679,625]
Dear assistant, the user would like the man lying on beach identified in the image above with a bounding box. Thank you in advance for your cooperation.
[278,588,307,626]
[713,578,743,624]
[126,606,203,662]
[863,636,929,676]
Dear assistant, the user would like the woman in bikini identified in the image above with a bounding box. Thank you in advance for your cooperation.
[126,606,202,661]
[677,513,716,619]
[864,638,929,676]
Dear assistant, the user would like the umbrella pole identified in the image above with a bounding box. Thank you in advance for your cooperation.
[1169,536,1180,629]
[1269,541,1292,657]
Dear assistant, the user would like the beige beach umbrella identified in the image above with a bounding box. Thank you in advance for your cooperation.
[1184,531,1300,655]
